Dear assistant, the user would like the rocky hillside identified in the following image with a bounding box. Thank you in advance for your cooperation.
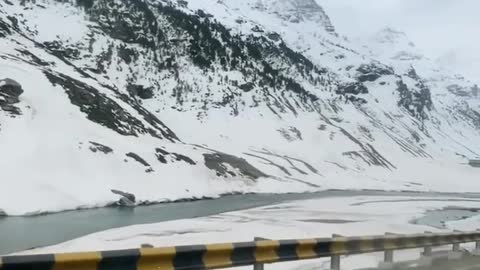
[0,0,479,215]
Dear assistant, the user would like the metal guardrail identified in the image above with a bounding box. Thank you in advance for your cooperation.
[1,230,480,270]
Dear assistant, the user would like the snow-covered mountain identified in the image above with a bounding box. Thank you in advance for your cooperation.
[1,0,479,216]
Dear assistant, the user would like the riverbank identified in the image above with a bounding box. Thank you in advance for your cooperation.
[13,193,480,270]
[3,190,480,255]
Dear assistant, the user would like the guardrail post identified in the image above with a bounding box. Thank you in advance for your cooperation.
[476,232,480,250]
[423,231,432,257]
[379,233,395,269]
[419,231,433,267]
[254,237,267,270]
[473,229,480,256]
[331,234,342,270]
[384,233,394,263]
[448,230,463,260]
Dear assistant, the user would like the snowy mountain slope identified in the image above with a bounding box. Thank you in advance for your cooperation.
[0,0,479,215]
[190,0,480,155]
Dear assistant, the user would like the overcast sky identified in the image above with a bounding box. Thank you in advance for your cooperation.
[318,0,480,81]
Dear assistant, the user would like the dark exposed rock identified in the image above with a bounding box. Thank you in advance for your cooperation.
[43,41,81,60]
[43,71,176,140]
[6,15,17,29]
[76,0,94,9]
[15,49,51,66]
[172,153,196,165]
[45,71,138,135]
[266,32,281,42]
[337,82,368,95]
[117,45,137,64]
[0,78,23,98]
[196,9,212,18]
[111,189,136,207]
[396,79,432,120]
[0,104,21,114]
[278,126,303,141]
[239,82,255,92]
[127,84,154,99]
[406,67,420,80]
[203,152,268,180]
[0,78,23,115]
[155,148,196,165]
[126,152,151,167]
[95,45,113,74]
[156,152,167,163]
[251,25,264,33]
[356,63,393,82]
[177,0,188,8]
[0,18,12,38]
[357,74,380,82]
[155,147,169,156]
[89,141,113,154]
[346,95,367,105]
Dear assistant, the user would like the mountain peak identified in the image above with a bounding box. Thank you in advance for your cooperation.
[364,27,423,61]
[253,0,335,32]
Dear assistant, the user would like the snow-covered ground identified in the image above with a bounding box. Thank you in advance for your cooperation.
[0,0,479,217]
[15,195,480,269]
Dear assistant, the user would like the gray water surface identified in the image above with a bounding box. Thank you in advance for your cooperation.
[413,207,480,228]
[2,190,480,255]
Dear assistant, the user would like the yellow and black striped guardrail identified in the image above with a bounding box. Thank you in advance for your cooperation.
[1,231,480,270]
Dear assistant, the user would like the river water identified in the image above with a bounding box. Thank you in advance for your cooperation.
[2,190,480,255]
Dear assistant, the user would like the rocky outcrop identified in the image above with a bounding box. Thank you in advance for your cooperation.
[89,141,114,154]
[0,78,23,115]
[126,152,151,167]
[396,79,432,121]
[356,63,393,82]
[203,152,268,180]
[43,71,178,141]
[111,189,136,207]
[155,148,196,165]
[337,82,368,95]
[278,126,303,141]
[0,18,12,38]
[127,84,154,99]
